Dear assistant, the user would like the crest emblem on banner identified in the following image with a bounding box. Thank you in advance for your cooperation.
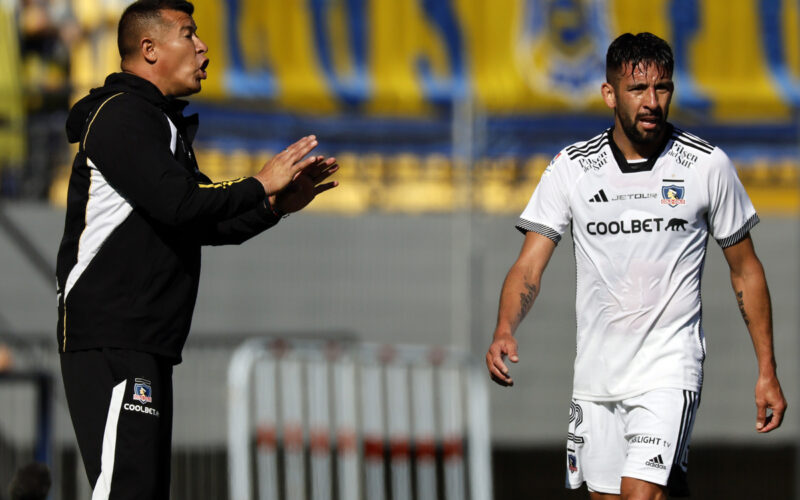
[518,0,609,103]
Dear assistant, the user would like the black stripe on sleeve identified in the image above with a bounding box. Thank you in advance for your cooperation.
[567,140,610,159]
[671,128,714,154]
[515,219,561,243]
[672,136,714,155]
[567,132,607,155]
[675,128,714,149]
[716,213,760,248]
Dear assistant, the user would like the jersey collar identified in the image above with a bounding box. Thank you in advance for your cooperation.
[607,124,673,174]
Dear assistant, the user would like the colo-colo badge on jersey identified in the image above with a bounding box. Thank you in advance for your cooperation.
[661,184,686,207]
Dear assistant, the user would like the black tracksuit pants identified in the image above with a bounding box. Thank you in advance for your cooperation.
[61,348,174,499]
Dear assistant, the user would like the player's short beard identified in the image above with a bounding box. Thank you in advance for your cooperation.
[618,109,667,145]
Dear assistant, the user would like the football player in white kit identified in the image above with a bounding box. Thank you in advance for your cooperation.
[485,33,787,499]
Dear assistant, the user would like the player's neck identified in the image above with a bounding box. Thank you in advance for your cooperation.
[611,126,667,161]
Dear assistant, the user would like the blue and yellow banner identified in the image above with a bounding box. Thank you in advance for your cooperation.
[53,0,799,214]
[190,0,800,121]
[0,4,25,166]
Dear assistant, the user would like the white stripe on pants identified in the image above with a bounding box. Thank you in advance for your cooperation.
[92,379,127,500]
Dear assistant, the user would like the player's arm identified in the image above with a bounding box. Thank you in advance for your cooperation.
[722,233,787,433]
[486,231,556,386]
[85,97,322,226]
[196,158,338,246]
[195,202,282,246]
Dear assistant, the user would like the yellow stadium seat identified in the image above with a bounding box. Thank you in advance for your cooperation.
[48,164,72,207]
[380,153,454,213]
[195,149,226,182]
[474,157,518,214]
[226,149,255,179]
[304,151,370,215]
[776,159,799,187]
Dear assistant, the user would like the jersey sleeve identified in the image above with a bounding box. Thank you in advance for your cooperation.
[195,201,282,246]
[706,148,759,248]
[515,151,572,243]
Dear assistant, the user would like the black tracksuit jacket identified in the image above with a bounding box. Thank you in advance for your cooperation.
[56,72,279,362]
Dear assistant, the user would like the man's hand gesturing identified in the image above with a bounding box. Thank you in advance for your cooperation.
[273,157,339,214]
[486,333,519,387]
[254,135,322,196]
[754,374,787,433]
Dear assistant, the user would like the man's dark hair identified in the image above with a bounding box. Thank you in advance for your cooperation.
[118,0,195,59]
[606,32,674,84]
[8,463,51,500]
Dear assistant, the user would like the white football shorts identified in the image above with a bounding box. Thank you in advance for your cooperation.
[565,388,700,496]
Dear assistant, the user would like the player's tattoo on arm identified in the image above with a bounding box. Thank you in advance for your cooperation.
[515,282,537,327]
[736,290,750,326]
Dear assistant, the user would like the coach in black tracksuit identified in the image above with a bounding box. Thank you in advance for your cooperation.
[56,1,338,498]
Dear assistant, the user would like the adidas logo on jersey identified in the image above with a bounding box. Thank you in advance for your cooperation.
[588,189,609,203]
[589,189,659,203]
[645,455,667,470]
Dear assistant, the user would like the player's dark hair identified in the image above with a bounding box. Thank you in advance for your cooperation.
[118,0,195,59]
[8,462,51,500]
[606,32,674,83]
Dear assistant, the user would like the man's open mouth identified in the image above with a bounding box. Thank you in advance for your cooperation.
[639,115,661,129]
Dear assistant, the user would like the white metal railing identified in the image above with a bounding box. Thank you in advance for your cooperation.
[228,338,491,500]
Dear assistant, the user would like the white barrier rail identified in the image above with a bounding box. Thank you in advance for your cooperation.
[228,338,492,500]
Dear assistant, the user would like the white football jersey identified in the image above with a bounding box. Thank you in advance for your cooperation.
[518,125,758,401]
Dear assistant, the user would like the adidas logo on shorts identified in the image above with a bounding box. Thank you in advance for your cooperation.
[645,454,667,470]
